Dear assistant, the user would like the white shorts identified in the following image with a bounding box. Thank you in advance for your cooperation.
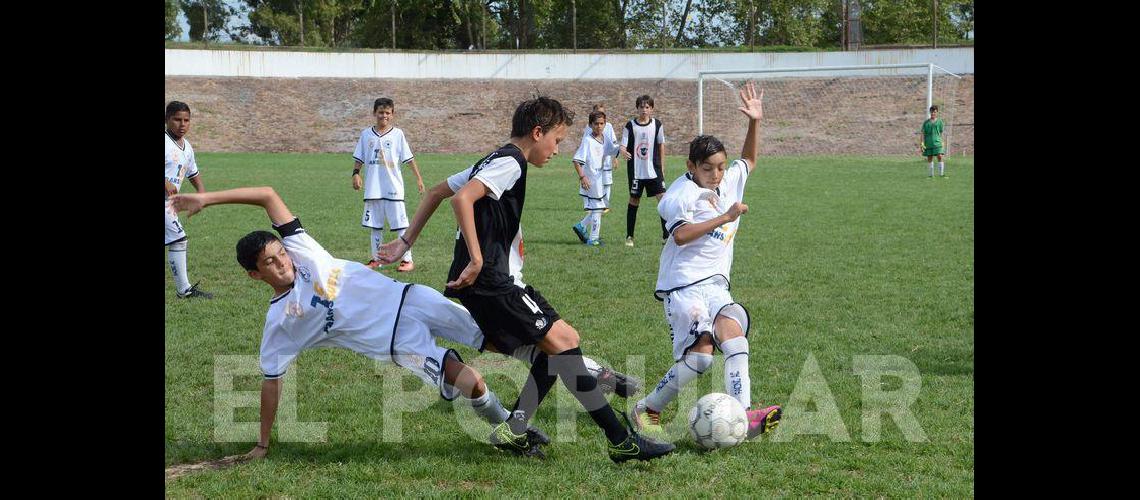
[603,169,614,186]
[165,202,186,245]
[663,281,751,361]
[390,284,485,400]
[362,199,409,231]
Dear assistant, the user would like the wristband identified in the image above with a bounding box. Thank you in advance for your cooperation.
[352,169,360,176]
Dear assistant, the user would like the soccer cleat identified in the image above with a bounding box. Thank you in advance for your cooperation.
[596,366,641,398]
[572,223,588,243]
[177,282,213,299]
[745,405,782,440]
[526,424,551,446]
[603,207,611,215]
[624,236,634,247]
[490,422,545,459]
[396,260,415,272]
[609,416,675,463]
[366,260,382,269]
[585,239,602,247]
[628,401,663,434]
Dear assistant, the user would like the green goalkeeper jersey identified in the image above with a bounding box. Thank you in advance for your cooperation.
[922,118,944,148]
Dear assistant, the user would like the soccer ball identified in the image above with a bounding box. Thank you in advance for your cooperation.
[688,393,748,450]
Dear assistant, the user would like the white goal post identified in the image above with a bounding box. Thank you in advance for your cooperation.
[697,63,963,156]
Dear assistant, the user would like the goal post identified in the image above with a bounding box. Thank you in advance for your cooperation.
[697,63,963,156]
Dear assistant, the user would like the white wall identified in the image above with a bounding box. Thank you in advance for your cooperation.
[165,47,973,79]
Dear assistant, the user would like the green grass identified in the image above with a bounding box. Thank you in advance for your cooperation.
[165,152,974,496]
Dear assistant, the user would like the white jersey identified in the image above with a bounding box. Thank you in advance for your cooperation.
[582,122,618,174]
[164,131,199,198]
[655,159,751,299]
[622,118,665,179]
[573,133,620,199]
[259,218,413,379]
[353,126,415,201]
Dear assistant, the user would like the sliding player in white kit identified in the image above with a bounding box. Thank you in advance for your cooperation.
[167,186,549,460]
[352,98,425,272]
[630,82,783,440]
[571,110,621,245]
[165,101,212,299]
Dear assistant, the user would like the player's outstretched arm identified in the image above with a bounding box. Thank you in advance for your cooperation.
[445,179,491,289]
[169,186,294,226]
[378,180,455,264]
[737,81,763,174]
[242,378,282,461]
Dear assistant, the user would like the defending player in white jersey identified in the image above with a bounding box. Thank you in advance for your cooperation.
[168,186,549,460]
[630,82,783,441]
[571,110,621,246]
[164,101,212,299]
[351,97,425,272]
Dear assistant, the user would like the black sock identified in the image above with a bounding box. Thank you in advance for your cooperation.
[550,347,630,445]
[508,352,557,435]
[627,203,638,238]
[660,216,668,240]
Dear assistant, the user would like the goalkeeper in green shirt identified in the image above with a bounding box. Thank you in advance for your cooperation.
[919,105,946,178]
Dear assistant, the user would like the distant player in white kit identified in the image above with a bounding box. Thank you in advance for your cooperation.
[168,185,550,460]
[351,97,425,272]
[164,101,212,299]
[571,110,621,246]
[630,82,783,440]
[580,103,619,213]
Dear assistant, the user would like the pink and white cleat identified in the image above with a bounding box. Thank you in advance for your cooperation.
[746,405,782,439]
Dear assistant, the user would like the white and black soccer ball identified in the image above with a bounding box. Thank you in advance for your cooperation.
[688,392,748,450]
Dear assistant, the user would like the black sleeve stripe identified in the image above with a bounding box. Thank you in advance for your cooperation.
[273,217,304,238]
[668,220,687,234]
[402,156,415,164]
[353,156,364,164]
[185,171,200,179]
[263,370,287,379]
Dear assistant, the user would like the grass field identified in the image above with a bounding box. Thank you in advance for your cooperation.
[165,152,974,496]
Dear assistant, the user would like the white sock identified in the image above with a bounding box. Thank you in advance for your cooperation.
[720,337,752,409]
[588,212,602,241]
[168,241,191,294]
[579,213,591,228]
[939,162,945,176]
[396,228,412,262]
[370,228,383,261]
[643,352,713,412]
[928,162,934,176]
[469,389,510,425]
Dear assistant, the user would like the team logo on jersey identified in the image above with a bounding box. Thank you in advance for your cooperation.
[285,300,305,318]
[535,317,547,330]
[297,265,311,283]
[636,141,650,159]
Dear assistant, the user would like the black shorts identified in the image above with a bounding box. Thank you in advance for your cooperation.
[628,164,666,197]
[459,285,561,354]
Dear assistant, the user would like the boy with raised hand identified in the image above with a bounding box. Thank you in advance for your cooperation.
[630,82,783,441]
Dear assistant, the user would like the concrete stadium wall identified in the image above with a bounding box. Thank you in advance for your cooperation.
[164,48,973,156]
[166,48,972,79]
